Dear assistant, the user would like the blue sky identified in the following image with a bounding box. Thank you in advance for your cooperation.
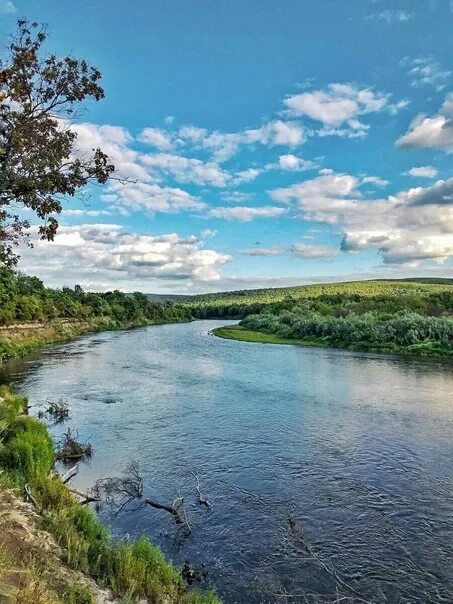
[1,0,452,292]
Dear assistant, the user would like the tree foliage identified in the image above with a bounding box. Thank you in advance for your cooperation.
[0,19,114,265]
[0,267,192,326]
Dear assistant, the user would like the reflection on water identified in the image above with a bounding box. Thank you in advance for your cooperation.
[1,321,453,603]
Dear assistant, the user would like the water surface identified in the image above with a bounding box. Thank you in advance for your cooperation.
[2,320,453,603]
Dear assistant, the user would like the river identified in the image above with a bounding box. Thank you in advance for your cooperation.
[1,320,453,603]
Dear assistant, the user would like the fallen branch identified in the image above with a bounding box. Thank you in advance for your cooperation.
[190,471,211,510]
[68,488,100,506]
[60,464,78,484]
[91,461,143,516]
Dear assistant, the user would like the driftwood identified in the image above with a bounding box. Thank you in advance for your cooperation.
[190,471,211,510]
[60,464,78,484]
[91,461,143,515]
[56,428,92,462]
[144,495,188,527]
[68,487,100,506]
[91,462,192,532]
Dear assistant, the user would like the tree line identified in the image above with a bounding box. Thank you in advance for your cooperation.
[0,267,191,326]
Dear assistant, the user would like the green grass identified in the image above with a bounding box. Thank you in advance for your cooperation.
[211,324,453,357]
[212,325,325,348]
[0,387,220,603]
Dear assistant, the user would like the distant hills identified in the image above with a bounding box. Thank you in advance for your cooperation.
[146,277,453,302]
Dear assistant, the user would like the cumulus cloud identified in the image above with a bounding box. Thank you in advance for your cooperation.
[138,127,175,150]
[245,120,305,146]
[284,83,407,137]
[272,154,318,171]
[72,122,149,182]
[209,206,287,222]
[366,10,414,23]
[270,172,453,266]
[404,166,438,178]
[140,153,231,187]
[176,120,305,162]
[271,172,362,211]
[102,181,206,213]
[401,56,451,91]
[397,95,453,151]
[19,224,231,288]
[361,176,389,187]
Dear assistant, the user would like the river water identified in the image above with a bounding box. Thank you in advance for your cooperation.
[1,320,453,603]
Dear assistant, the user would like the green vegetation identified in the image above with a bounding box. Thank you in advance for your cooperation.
[0,268,192,364]
[1,20,113,267]
[188,280,453,357]
[213,324,324,348]
[0,386,220,603]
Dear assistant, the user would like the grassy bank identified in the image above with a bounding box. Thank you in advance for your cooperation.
[0,318,113,366]
[0,315,192,367]
[0,387,220,603]
[212,323,453,357]
[212,325,325,348]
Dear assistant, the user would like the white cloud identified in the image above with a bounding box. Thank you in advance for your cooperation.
[274,154,318,171]
[141,153,231,187]
[401,56,451,91]
[19,224,231,288]
[201,229,217,239]
[209,206,287,222]
[284,83,407,137]
[72,122,149,181]
[397,114,453,152]
[366,10,415,23]
[138,127,175,150]
[270,172,453,266]
[404,166,439,178]
[441,93,453,116]
[245,120,305,146]
[62,209,113,217]
[271,172,361,210]
[219,191,255,203]
[0,0,16,13]
[361,176,389,187]
[176,120,305,163]
[103,181,206,213]
[242,243,338,259]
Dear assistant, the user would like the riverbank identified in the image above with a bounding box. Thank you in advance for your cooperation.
[0,386,219,603]
[212,324,325,348]
[0,316,191,367]
[212,324,453,357]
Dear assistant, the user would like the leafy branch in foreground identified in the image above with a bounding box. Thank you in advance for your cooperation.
[0,19,114,266]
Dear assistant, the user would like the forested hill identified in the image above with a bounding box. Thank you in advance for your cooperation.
[186,279,453,318]
[185,279,453,357]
